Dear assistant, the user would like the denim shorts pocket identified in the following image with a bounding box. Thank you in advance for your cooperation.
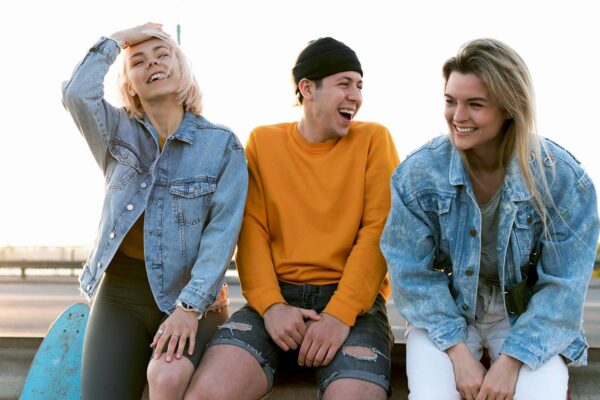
[170,176,216,225]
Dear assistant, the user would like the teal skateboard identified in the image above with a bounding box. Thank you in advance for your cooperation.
[20,303,90,400]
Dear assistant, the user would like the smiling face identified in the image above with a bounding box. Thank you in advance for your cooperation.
[444,72,508,163]
[300,71,363,142]
[123,37,181,105]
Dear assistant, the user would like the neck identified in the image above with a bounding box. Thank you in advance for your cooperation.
[297,112,336,143]
[141,98,185,138]
[465,148,500,173]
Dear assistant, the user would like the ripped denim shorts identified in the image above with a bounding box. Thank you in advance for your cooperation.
[207,282,394,396]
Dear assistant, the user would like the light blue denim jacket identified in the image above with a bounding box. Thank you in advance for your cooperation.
[381,135,599,369]
[62,37,248,314]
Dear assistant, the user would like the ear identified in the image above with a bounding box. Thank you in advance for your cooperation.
[125,82,136,97]
[298,78,314,101]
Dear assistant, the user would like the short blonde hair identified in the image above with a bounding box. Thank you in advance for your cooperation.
[119,31,202,118]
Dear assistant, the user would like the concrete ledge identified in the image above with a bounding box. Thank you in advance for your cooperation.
[0,337,39,400]
[2,337,599,400]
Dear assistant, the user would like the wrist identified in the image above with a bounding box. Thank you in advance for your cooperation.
[109,34,126,49]
[264,302,286,315]
[321,312,348,327]
[176,301,201,319]
[499,354,523,370]
[446,342,471,363]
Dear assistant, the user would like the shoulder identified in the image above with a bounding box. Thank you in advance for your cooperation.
[193,115,243,150]
[394,135,452,179]
[348,121,391,140]
[539,137,594,199]
[541,138,586,176]
[247,122,294,148]
[250,122,292,138]
[389,135,455,203]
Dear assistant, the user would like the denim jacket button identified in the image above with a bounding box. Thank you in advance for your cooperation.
[469,228,477,237]
[140,182,147,189]
[527,215,533,223]
[465,267,474,276]
[462,304,469,311]
[109,232,115,239]
[127,204,134,211]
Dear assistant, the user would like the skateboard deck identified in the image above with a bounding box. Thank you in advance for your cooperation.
[19,303,90,400]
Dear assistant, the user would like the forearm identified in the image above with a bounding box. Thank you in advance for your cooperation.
[503,173,599,369]
[62,37,121,169]
[324,129,399,325]
[180,144,248,312]
[236,219,286,314]
[323,228,388,326]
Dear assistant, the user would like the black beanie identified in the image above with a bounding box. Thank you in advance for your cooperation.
[292,37,362,93]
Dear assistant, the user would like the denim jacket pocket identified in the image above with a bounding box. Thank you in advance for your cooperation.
[106,140,143,191]
[170,176,216,225]
[512,205,541,256]
[421,194,453,247]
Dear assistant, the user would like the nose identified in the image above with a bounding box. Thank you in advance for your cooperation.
[147,59,159,68]
[347,85,362,102]
[453,104,468,122]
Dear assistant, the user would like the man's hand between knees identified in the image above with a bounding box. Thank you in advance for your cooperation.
[298,312,350,368]
[263,303,321,351]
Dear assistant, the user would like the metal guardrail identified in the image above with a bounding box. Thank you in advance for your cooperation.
[0,259,238,281]
[0,260,84,280]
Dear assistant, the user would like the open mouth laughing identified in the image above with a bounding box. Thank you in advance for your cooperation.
[339,108,355,121]
[147,72,168,84]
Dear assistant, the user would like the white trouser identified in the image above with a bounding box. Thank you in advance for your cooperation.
[405,284,568,400]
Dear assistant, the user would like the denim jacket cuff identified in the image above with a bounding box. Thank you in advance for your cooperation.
[560,334,588,367]
[91,37,121,60]
[501,336,545,370]
[177,286,214,315]
[428,322,468,351]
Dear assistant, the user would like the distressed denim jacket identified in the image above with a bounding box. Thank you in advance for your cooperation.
[381,135,599,369]
[62,37,248,314]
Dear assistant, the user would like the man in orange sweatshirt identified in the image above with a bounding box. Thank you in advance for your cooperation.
[192,37,400,400]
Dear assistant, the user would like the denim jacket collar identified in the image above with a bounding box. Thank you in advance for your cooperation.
[137,111,197,145]
[448,145,531,203]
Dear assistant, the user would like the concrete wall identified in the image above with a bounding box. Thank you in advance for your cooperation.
[2,337,599,400]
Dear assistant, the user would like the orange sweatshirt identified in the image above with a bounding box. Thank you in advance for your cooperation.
[236,121,399,326]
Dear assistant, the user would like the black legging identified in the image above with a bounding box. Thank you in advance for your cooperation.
[81,251,227,400]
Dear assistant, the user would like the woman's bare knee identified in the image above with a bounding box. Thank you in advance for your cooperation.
[147,357,194,399]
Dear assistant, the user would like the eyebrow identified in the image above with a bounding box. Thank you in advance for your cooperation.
[338,76,363,85]
[129,45,169,60]
[444,94,488,102]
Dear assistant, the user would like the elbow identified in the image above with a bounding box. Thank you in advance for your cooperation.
[61,79,80,110]
[61,76,88,112]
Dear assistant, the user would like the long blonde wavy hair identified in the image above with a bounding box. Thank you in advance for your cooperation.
[443,38,553,232]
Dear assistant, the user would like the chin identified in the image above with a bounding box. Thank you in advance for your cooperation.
[337,127,351,137]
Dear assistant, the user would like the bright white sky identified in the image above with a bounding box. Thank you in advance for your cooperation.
[1,0,599,246]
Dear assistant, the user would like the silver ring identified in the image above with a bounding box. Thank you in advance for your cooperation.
[157,328,164,335]
[172,333,180,337]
